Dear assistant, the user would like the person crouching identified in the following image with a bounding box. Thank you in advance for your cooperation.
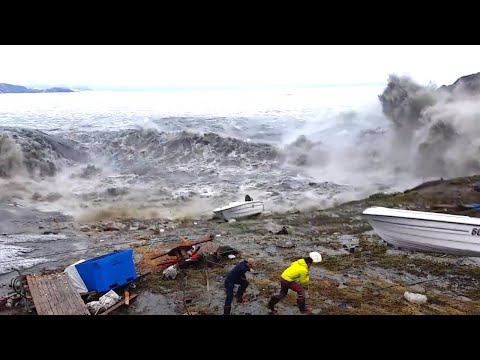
[267,252,322,314]
[223,258,255,315]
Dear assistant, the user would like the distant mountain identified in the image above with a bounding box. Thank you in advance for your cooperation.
[0,83,75,94]
[42,87,75,93]
[439,72,480,94]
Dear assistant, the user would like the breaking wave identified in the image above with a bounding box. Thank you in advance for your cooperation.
[378,73,480,179]
[0,127,88,178]
[2,73,480,221]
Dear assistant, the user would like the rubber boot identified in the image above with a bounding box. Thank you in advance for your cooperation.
[223,305,231,315]
[267,296,279,313]
[297,299,312,314]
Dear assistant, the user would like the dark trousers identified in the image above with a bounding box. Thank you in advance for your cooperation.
[274,279,305,301]
[224,278,249,307]
[268,278,307,311]
[223,279,248,315]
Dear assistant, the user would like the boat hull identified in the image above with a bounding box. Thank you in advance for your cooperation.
[362,207,480,257]
[213,201,264,221]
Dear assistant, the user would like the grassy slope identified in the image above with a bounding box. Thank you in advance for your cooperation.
[133,175,480,315]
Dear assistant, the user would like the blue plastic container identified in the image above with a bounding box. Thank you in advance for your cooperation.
[75,249,137,292]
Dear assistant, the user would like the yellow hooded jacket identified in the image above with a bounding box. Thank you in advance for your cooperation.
[281,258,309,284]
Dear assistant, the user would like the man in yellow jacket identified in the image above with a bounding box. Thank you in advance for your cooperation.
[267,252,322,314]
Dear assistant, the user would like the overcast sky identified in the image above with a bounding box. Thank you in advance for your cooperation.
[0,45,478,89]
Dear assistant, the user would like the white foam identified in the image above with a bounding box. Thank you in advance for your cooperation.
[0,244,48,274]
[0,234,67,244]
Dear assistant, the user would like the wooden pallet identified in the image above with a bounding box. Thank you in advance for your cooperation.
[26,273,90,315]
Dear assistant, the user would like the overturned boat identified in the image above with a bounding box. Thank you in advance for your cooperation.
[362,206,480,257]
[213,200,264,221]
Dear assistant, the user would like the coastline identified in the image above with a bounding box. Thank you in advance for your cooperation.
[2,175,480,315]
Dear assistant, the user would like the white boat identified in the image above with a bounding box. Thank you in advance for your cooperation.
[362,206,480,257]
[213,201,264,221]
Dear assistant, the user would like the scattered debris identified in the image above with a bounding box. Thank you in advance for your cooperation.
[102,222,121,231]
[404,292,428,304]
[275,226,289,235]
[338,302,353,309]
[276,241,295,249]
[151,235,214,269]
[162,264,179,280]
[473,182,480,192]
[343,244,357,254]
[87,289,121,314]
[215,245,238,258]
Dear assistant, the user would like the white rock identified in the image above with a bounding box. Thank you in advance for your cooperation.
[404,292,427,304]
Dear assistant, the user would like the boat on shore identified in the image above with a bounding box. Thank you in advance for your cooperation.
[362,206,480,257]
[213,200,264,221]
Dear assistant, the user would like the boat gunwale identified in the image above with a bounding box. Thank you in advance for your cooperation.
[363,207,480,227]
[213,201,264,213]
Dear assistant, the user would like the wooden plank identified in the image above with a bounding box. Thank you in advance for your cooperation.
[33,276,47,315]
[56,273,85,315]
[35,276,48,315]
[50,274,69,315]
[71,283,90,315]
[26,276,37,310]
[36,276,55,315]
[54,274,76,315]
[42,276,57,315]
[56,275,73,315]
[46,274,62,315]
[62,274,90,315]
[59,274,79,314]
[27,273,90,315]
[27,275,42,314]
[29,275,50,315]
[100,294,138,315]
[61,276,84,315]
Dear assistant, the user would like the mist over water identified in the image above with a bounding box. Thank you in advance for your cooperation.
[1,76,479,222]
[376,74,480,180]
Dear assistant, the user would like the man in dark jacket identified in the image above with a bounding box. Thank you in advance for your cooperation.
[223,258,255,315]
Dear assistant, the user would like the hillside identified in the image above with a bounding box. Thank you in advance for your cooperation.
[0,83,74,93]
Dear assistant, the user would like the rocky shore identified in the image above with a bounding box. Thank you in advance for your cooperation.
[2,175,480,315]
